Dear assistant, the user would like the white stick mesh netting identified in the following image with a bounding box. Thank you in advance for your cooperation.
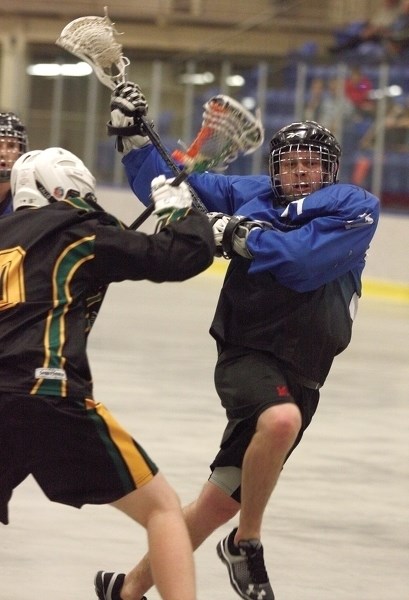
[172,95,265,173]
[56,9,128,89]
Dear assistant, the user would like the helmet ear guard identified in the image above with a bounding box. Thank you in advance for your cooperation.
[11,147,96,211]
[11,151,46,209]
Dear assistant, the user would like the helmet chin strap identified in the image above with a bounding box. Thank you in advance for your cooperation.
[83,193,107,213]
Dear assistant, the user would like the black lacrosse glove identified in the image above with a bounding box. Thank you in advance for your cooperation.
[107,81,152,153]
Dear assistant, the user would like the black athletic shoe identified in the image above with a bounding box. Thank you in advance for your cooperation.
[94,571,126,600]
[216,528,275,600]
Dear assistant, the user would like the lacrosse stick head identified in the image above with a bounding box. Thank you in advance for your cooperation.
[56,6,129,90]
[171,95,264,174]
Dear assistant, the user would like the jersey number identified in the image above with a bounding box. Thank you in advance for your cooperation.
[0,247,26,310]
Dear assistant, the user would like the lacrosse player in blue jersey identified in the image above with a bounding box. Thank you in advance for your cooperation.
[95,82,380,600]
[0,112,28,216]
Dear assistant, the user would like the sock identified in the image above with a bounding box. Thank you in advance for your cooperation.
[227,527,241,555]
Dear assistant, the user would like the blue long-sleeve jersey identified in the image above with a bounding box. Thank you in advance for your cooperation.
[123,144,379,386]
[123,145,379,292]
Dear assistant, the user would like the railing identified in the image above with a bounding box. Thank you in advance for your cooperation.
[0,0,376,26]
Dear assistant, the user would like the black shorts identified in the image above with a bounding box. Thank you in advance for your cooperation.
[0,393,158,525]
[209,344,319,501]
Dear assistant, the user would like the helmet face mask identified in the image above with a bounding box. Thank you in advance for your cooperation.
[269,121,341,207]
[0,112,28,183]
[11,147,96,211]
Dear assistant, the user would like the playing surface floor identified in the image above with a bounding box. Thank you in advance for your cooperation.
[2,266,408,600]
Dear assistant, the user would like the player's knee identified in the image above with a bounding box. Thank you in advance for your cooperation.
[112,472,183,527]
[258,403,301,449]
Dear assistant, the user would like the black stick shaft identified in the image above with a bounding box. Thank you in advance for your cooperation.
[128,117,206,230]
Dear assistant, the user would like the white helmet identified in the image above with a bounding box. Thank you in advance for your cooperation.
[11,147,96,211]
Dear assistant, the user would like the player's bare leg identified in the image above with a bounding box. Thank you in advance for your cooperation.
[217,402,301,600]
[121,481,240,598]
[238,402,301,540]
[110,473,196,600]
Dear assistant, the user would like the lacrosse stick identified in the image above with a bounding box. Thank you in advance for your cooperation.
[56,7,193,193]
[56,8,264,227]
[129,95,265,229]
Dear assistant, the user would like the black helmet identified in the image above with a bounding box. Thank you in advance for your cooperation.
[269,120,341,206]
[0,112,28,182]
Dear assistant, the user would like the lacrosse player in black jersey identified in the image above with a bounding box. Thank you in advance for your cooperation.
[0,146,215,600]
[0,112,28,216]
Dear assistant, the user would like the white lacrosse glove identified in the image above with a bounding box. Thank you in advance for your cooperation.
[107,81,152,154]
[151,174,193,231]
[207,212,231,257]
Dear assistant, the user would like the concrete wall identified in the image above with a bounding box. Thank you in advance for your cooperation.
[364,211,408,284]
[97,186,409,303]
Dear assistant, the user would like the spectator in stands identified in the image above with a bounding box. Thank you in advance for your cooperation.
[304,77,326,121]
[352,95,409,185]
[344,67,375,118]
[384,0,409,57]
[316,77,354,132]
[328,0,402,55]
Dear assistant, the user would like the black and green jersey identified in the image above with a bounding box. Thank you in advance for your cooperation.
[0,199,213,397]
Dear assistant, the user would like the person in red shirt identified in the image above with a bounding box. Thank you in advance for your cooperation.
[344,67,375,118]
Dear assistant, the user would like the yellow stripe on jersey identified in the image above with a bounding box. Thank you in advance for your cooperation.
[85,398,157,489]
[32,236,96,396]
